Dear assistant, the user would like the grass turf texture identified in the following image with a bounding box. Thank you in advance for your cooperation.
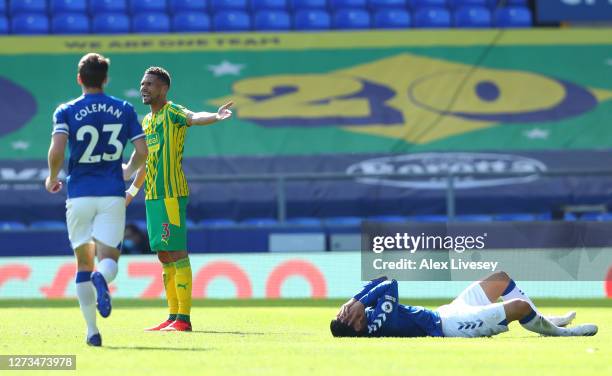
[0,299,609,376]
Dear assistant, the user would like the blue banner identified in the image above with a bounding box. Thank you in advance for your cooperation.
[537,0,612,22]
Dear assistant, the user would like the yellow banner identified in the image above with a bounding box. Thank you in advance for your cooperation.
[0,29,610,55]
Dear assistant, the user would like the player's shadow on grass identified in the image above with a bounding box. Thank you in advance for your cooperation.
[105,346,212,352]
[191,330,266,335]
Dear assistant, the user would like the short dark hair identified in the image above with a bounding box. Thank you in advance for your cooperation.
[144,66,171,87]
[78,53,110,89]
[330,319,363,337]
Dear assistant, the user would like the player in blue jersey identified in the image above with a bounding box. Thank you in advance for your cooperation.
[331,271,597,338]
[45,53,148,347]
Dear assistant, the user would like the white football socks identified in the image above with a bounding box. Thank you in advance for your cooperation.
[501,279,538,313]
[97,258,118,283]
[75,272,98,338]
[520,310,567,336]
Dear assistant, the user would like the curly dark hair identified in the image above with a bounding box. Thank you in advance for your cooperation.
[144,66,171,88]
[330,319,364,337]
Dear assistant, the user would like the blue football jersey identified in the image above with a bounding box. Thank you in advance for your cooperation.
[52,93,144,198]
[354,278,444,337]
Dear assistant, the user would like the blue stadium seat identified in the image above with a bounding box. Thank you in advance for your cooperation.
[198,218,237,227]
[330,0,366,10]
[131,0,168,13]
[213,11,251,31]
[447,0,485,8]
[535,213,552,221]
[373,9,411,29]
[252,0,288,10]
[0,15,7,33]
[12,13,49,34]
[291,0,326,9]
[414,6,450,28]
[412,0,447,7]
[0,0,5,14]
[254,10,290,30]
[454,6,491,28]
[92,12,130,33]
[133,12,171,32]
[579,212,601,221]
[455,214,493,222]
[368,0,406,10]
[171,0,208,12]
[407,214,447,222]
[494,213,537,221]
[210,0,247,12]
[0,221,27,230]
[293,9,330,30]
[285,217,322,226]
[322,216,362,226]
[172,11,210,31]
[30,221,66,230]
[494,6,531,28]
[11,0,47,15]
[333,8,370,29]
[129,219,148,231]
[576,212,612,221]
[91,0,127,13]
[51,0,87,14]
[367,215,408,223]
[241,217,279,226]
[52,13,90,33]
[596,213,612,221]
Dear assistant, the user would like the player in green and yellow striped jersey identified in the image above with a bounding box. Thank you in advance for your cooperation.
[126,67,233,332]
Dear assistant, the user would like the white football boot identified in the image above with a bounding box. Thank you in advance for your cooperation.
[547,311,576,327]
[566,324,598,337]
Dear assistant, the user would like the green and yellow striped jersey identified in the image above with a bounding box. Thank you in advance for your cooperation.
[142,101,189,200]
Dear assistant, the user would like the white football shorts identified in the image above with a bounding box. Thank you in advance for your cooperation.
[65,196,126,250]
[437,281,509,338]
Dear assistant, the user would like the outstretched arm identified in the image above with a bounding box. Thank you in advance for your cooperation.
[186,101,233,126]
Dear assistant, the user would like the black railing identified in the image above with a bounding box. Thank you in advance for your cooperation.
[5,169,612,223]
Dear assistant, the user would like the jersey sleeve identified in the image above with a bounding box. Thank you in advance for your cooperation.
[52,105,69,136]
[361,280,399,336]
[168,103,189,128]
[125,103,145,142]
[352,277,388,301]
[359,279,398,308]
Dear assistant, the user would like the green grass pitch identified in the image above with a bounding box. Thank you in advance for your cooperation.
[0,299,609,375]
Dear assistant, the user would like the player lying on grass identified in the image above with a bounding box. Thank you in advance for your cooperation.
[331,271,597,338]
